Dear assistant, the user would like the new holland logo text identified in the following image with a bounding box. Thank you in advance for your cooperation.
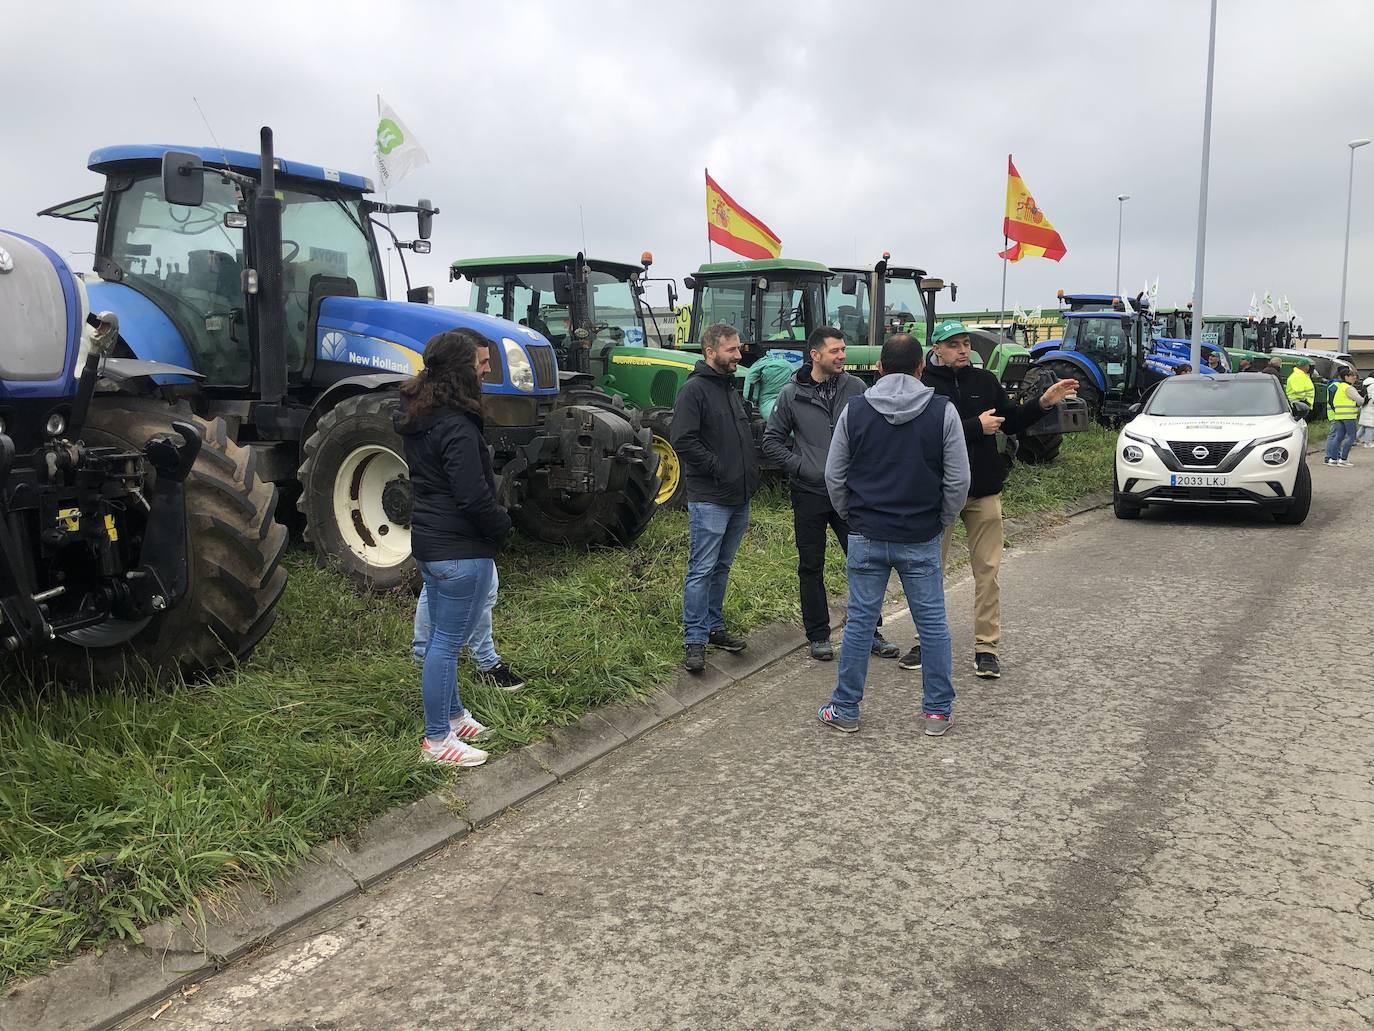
[319,331,414,375]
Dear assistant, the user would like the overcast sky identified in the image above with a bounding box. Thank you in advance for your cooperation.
[4,0,1372,333]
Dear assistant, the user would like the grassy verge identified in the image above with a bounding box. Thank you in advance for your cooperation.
[0,431,1116,986]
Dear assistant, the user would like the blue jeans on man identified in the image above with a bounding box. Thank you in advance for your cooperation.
[1326,419,1358,462]
[416,558,496,742]
[413,566,501,670]
[828,533,954,719]
[682,501,751,644]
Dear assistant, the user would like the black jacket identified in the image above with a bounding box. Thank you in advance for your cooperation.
[761,367,866,497]
[669,360,760,505]
[395,401,511,561]
[921,362,1052,499]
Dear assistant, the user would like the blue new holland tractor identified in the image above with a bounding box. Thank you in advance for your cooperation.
[0,230,287,683]
[33,129,660,593]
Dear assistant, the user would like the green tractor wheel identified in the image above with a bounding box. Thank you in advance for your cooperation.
[643,408,685,510]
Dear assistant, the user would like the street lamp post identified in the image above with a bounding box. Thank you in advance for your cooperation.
[1338,138,1371,350]
[1188,0,1219,371]
[1115,194,1130,297]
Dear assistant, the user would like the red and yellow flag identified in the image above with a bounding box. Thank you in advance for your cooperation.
[706,171,782,260]
[998,156,1067,263]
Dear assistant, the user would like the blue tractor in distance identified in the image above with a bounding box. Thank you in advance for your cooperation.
[35,129,659,593]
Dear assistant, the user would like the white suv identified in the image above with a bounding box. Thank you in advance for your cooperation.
[1113,373,1310,524]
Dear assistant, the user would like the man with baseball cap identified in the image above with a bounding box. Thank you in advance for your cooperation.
[1285,357,1316,410]
[907,320,1078,680]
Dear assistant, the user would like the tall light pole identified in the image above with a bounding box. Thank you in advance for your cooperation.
[1115,194,1130,296]
[1338,138,1371,350]
[1188,0,1219,371]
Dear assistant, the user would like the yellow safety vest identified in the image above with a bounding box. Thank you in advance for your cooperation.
[1285,368,1314,406]
[1330,382,1360,420]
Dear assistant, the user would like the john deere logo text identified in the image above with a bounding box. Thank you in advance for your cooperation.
[377,119,405,155]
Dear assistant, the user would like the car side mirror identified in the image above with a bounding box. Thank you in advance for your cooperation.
[161,150,205,207]
[1291,401,1310,420]
[840,273,857,296]
[552,272,574,306]
[1125,403,1142,422]
[416,198,434,241]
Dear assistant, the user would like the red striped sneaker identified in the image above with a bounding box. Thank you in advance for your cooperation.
[450,711,492,741]
[420,734,489,767]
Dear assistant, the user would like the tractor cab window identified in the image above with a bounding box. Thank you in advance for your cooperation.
[759,278,822,345]
[1067,317,1129,361]
[826,275,870,349]
[466,273,569,352]
[695,277,752,342]
[587,271,641,345]
[1201,322,1223,346]
[280,188,383,373]
[1242,323,1260,350]
[882,277,924,339]
[107,172,249,386]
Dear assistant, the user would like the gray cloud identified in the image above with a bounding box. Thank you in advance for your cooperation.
[3,0,1371,332]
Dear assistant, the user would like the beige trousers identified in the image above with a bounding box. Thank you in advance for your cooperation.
[941,493,1003,656]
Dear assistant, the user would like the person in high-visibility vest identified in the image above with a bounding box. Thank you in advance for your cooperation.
[1284,357,1316,409]
[1324,367,1364,467]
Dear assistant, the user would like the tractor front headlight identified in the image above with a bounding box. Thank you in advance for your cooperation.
[501,338,536,392]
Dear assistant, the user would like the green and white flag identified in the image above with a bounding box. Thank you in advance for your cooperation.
[375,96,429,191]
[1248,292,1259,317]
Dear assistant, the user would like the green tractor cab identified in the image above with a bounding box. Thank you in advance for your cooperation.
[826,257,953,380]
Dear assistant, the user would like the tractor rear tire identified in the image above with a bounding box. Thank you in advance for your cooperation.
[299,392,418,593]
[642,407,685,510]
[42,397,288,684]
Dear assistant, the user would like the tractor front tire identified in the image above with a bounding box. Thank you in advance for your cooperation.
[43,397,288,684]
[299,392,418,593]
[642,407,686,510]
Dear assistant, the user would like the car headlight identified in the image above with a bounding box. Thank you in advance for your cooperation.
[1123,428,1157,447]
[501,338,535,392]
[1122,445,1144,463]
[1262,446,1288,465]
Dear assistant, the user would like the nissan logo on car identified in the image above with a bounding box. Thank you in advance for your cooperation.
[1192,445,1210,461]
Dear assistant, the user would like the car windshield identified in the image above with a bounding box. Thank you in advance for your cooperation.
[1146,377,1287,417]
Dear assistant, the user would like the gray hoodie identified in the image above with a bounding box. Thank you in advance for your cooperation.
[824,373,971,529]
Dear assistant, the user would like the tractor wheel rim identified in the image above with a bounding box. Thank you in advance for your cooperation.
[651,434,680,505]
[332,444,412,569]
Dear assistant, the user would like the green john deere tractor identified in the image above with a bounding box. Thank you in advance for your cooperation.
[826,257,949,375]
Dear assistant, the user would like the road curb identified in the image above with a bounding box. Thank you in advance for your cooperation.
[0,492,1109,1031]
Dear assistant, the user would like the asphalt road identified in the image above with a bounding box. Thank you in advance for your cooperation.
[133,457,1374,1031]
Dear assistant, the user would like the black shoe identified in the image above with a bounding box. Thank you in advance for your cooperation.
[684,643,706,674]
[974,653,1001,679]
[899,645,922,670]
[477,663,526,693]
[870,630,901,659]
[708,629,748,653]
[809,639,834,661]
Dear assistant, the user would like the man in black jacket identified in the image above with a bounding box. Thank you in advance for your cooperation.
[912,320,1078,680]
[762,326,901,661]
[670,323,761,673]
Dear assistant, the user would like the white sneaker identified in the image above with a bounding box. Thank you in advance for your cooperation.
[420,734,488,767]
[1338,459,1354,467]
[450,710,493,741]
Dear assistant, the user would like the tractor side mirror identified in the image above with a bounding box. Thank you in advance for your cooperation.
[683,276,696,291]
[416,198,434,240]
[407,285,435,304]
[666,282,679,309]
[840,273,857,296]
[950,283,958,302]
[552,272,574,306]
[161,150,205,207]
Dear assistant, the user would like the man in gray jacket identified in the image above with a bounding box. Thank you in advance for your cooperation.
[817,334,971,738]
[763,327,901,661]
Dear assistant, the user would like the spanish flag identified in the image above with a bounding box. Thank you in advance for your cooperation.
[998,156,1067,263]
[706,171,782,260]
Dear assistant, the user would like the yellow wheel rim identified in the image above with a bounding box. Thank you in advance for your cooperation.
[650,434,680,505]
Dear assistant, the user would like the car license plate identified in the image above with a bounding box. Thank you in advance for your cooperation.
[1170,473,1229,487]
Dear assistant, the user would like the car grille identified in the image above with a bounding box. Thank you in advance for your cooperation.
[528,345,558,389]
[1151,486,1255,503]
[1167,440,1236,467]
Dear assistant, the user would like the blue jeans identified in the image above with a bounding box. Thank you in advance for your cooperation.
[417,558,496,742]
[1358,424,1374,445]
[683,501,751,644]
[412,567,500,670]
[1326,419,1358,461]
[829,533,954,719]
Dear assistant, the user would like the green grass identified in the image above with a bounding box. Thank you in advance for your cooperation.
[0,434,1117,987]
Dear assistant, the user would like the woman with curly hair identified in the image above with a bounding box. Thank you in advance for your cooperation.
[396,328,510,766]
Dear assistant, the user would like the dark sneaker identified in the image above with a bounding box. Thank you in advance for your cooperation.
[477,663,526,693]
[708,629,747,653]
[899,645,922,670]
[684,643,706,674]
[870,631,901,659]
[974,653,1001,679]
[809,639,834,661]
[817,703,858,733]
[922,712,952,737]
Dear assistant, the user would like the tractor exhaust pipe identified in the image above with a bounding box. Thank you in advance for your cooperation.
[253,127,287,407]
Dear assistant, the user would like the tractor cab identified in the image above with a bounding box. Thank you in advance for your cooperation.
[1153,307,1193,343]
[1060,310,1149,413]
[827,258,951,380]
[1057,292,1128,314]
[683,259,830,365]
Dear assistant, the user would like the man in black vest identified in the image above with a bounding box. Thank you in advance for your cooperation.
[818,334,970,737]
[762,326,902,661]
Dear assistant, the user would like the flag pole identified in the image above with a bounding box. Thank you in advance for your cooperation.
[377,94,395,301]
[998,236,1009,333]
[705,169,714,262]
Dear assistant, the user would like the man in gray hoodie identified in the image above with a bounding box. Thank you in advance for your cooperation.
[762,326,902,661]
[818,334,971,737]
